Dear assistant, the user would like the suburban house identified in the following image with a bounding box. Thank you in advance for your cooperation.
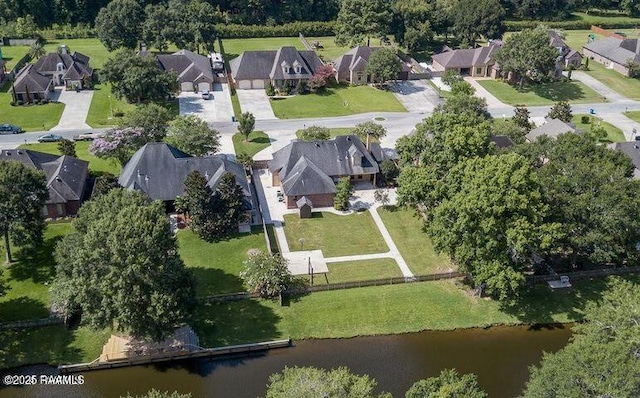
[333,46,410,84]
[0,149,89,218]
[230,46,323,89]
[610,141,640,178]
[583,37,640,76]
[490,135,515,148]
[156,49,215,92]
[118,143,254,224]
[430,43,501,77]
[11,64,55,102]
[526,118,580,142]
[269,135,380,209]
[32,46,93,88]
[548,30,582,70]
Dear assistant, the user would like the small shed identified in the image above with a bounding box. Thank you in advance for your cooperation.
[297,196,313,218]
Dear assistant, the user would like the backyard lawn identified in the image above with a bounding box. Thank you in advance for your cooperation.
[176,228,266,296]
[378,206,454,275]
[283,211,389,257]
[0,83,64,131]
[19,141,121,175]
[308,258,402,286]
[583,61,640,101]
[0,45,31,70]
[271,85,406,118]
[572,114,625,142]
[218,36,351,63]
[478,79,602,106]
[43,38,112,69]
[232,131,271,157]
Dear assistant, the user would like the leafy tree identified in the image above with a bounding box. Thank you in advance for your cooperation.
[0,161,48,263]
[120,103,174,141]
[141,4,171,52]
[365,48,401,86]
[435,91,491,120]
[442,70,463,87]
[492,119,527,145]
[452,0,505,46]
[403,22,434,53]
[379,159,399,185]
[524,277,640,397]
[295,79,309,95]
[52,189,196,340]
[335,0,392,47]
[237,112,255,142]
[493,26,558,86]
[298,126,331,141]
[236,153,254,169]
[545,101,572,122]
[266,366,387,398]
[512,106,533,132]
[165,115,220,156]
[450,80,475,96]
[618,0,640,17]
[101,49,179,103]
[95,0,144,51]
[334,177,354,211]
[92,173,120,197]
[90,126,159,166]
[240,251,293,298]
[265,80,275,96]
[308,74,328,91]
[391,0,434,53]
[13,15,39,38]
[429,153,560,299]
[122,389,191,398]
[57,138,77,158]
[352,121,387,144]
[28,42,46,59]
[406,369,487,398]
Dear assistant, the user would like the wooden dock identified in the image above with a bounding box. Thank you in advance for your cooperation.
[58,339,292,374]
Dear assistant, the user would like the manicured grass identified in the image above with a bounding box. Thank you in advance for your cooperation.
[176,228,267,296]
[85,82,138,128]
[477,79,603,106]
[232,131,270,157]
[271,85,406,118]
[283,211,389,257]
[625,110,640,123]
[378,206,454,275]
[305,36,353,62]
[295,127,355,139]
[230,91,242,118]
[307,258,402,286]
[43,38,112,69]
[0,222,71,322]
[219,37,303,60]
[18,141,121,175]
[0,82,64,131]
[572,114,625,143]
[583,61,640,101]
[0,45,31,70]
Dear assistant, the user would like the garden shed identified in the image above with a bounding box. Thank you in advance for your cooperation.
[297,196,313,218]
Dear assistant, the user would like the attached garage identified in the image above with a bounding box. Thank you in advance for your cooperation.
[196,82,211,92]
[237,80,253,90]
[181,82,194,92]
[251,79,265,89]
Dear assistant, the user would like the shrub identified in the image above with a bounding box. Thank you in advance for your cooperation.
[113,108,125,117]
[9,101,16,106]
[17,101,24,106]
[216,21,335,38]
[265,80,275,96]
[296,79,309,95]
[581,115,590,124]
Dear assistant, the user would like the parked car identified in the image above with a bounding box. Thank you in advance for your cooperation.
[73,131,105,141]
[37,134,63,142]
[0,124,24,134]
[201,90,212,100]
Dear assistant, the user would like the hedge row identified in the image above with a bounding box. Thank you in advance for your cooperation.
[215,21,335,38]
[505,18,640,31]
[39,23,97,39]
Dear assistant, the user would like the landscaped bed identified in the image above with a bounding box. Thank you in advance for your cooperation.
[378,206,454,275]
[19,141,121,175]
[283,211,389,257]
[307,258,402,286]
[270,85,406,119]
[232,131,271,157]
[477,79,603,106]
[295,127,355,140]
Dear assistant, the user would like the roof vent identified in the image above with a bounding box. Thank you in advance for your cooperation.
[55,177,61,182]
[315,143,320,147]
[16,151,22,155]
[635,144,639,149]
[205,171,209,179]
[144,175,150,182]
[137,169,141,177]
[5,152,10,156]
[346,136,351,141]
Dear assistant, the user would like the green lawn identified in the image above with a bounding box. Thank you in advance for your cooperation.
[378,206,454,275]
[283,211,389,257]
[0,82,64,131]
[307,258,402,286]
[176,228,267,296]
[18,141,121,175]
[295,127,355,139]
[230,91,242,118]
[218,36,350,63]
[0,222,71,322]
[625,110,640,123]
[478,79,603,106]
[572,114,625,143]
[304,36,352,63]
[583,61,640,101]
[271,85,406,118]
[43,38,112,69]
[232,131,270,157]
[0,45,31,70]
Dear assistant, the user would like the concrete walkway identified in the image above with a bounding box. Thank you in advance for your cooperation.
[569,71,631,103]
[51,88,93,130]
[465,77,512,110]
[368,205,414,278]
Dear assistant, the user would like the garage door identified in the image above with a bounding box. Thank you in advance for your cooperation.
[197,82,211,92]
[251,79,265,89]
[181,82,194,92]
[238,80,252,90]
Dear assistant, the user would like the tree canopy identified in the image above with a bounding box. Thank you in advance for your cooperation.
[165,115,220,156]
[237,112,256,142]
[90,126,160,166]
[406,369,487,398]
[451,0,505,46]
[298,126,331,141]
[240,251,294,298]
[352,121,387,143]
[95,0,144,51]
[335,0,392,47]
[120,103,175,141]
[52,189,196,340]
[545,101,573,123]
[365,48,402,85]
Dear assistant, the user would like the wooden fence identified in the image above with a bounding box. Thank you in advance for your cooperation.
[591,25,626,40]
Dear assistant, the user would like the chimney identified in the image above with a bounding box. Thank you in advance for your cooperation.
[60,45,68,55]
[366,134,371,151]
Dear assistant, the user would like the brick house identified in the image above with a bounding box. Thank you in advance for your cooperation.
[431,43,501,77]
[333,46,410,85]
[32,46,93,89]
[583,37,640,76]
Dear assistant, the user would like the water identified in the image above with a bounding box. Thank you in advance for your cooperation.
[0,324,572,398]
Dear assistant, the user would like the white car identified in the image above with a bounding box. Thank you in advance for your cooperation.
[201,90,212,100]
[73,132,105,141]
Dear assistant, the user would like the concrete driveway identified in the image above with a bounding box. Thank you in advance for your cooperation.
[179,83,234,123]
[51,88,93,131]
[389,80,443,113]
[236,89,277,120]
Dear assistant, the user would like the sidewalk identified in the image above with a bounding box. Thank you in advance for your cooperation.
[569,71,632,103]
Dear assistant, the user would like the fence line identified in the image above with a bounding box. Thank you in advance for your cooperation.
[525,266,640,285]
[591,25,626,40]
[0,316,63,330]
[298,32,313,51]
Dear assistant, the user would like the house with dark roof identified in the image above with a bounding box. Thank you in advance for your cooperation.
[0,60,6,85]
[584,37,640,76]
[32,46,93,89]
[547,30,582,72]
[610,141,640,179]
[526,118,580,142]
[430,43,501,77]
[157,49,215,92]
[230,46,323,90]
[11,64,55,102]
[333,46,410,85]
[118,143,254,221]
[0,149,89,218]
[269,135,380,209]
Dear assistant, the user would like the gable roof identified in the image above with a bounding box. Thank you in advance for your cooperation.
[13,64,53,93]
[526,118,579,142]
[547,30,568,50]
[118,143,250,202]
[230,47,322,81]
[611,141,640,178]
[33,52,92,75]
[0,149,88,204]
[584,37,640,65]
[431,44,500,69]
[282,156,337,197]
[157,49,214,84]
[333,46,409,80]
[270,47,321,80]
[296,196,313,208]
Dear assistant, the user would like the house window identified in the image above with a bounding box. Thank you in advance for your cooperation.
[295,66,301,74]
[476,67,483,75]
[356,72,363,81]
[56,204,64,216]
[42,205,48,217]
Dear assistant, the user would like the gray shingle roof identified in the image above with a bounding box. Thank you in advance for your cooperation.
[230,51,277,80]
[333,46,409,81]
[282,157,336,197]
[230,47,322,81]
[431,44,500,69]
[157,49,214,84]
[490,135,514,148]
[118,143,250,202]
[269,47,321,80]
[611,141,640,178]
[32,52,92,77]
[12,64,52,94]
[296,196,313,208]
[526,118,579,142]
[0,150,88,204]
[584,37,640,65]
